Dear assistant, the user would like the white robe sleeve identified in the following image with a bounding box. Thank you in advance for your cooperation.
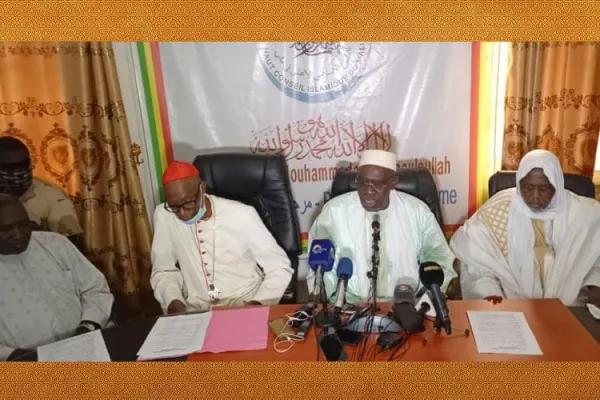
[450,220,505,299]
[0,342,17,361]
[59,236,114,326]
[244,207,293,305]
[150,207,186,312]
[417,206,457,292]
[306,206,338,301]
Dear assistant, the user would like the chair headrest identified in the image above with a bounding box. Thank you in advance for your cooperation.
[488,171,596,199]
[330,167,444,228]
[193,152,302,255]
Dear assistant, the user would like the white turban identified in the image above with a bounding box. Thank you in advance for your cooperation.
[508,149,566,296]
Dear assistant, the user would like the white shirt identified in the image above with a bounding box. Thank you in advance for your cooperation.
[308,191,456,302]
[0,232,113,360]
[150,195,293,312]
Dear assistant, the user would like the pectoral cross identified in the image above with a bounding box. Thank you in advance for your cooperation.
[208,284,221,302]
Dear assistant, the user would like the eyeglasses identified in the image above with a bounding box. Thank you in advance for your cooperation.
[355,177,394,193]
[164,186,202,214]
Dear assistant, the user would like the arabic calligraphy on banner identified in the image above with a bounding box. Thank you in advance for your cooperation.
[249,116,392,161]
[158,42,473,250]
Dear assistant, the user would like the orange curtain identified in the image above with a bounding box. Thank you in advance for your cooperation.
[0,42,160,317]
[503,42,600,177]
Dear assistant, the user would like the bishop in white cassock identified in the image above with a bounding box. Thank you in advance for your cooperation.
[150,161,293,314]
[307,150,457,303]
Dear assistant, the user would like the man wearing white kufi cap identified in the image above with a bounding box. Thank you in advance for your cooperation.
[307,149,457,303]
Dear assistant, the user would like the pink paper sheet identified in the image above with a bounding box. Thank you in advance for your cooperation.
[199,306,270,353]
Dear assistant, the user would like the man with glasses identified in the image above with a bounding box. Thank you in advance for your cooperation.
[307,149,456,303]
[150,161,293,314]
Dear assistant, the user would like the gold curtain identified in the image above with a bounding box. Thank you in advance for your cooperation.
[503,42,600,177]
[0,42,160,317]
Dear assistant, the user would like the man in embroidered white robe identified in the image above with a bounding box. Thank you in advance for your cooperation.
[150,161,293,314]
[450,150,600,307]
[307,150,457,302]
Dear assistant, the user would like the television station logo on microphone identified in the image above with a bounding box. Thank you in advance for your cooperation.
[257,42,371,104]
[311,242,335,259]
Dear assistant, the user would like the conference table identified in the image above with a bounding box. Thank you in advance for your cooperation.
[23,299,600,362]
[96,299,600,361]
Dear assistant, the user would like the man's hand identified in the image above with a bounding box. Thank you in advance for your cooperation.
[484,296,503,305]
[244,301,263,306]
[74,326,91,336]
[167,299,187,314]
[583,286,600,307]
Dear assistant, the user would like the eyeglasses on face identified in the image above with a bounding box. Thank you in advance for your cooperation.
[164,185,202,213]
[355,177,394,192]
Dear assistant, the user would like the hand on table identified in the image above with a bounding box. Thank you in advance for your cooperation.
[244,301,263,306]
[73,326,92,336]
[484,296,503,305]
[167,300,187,314]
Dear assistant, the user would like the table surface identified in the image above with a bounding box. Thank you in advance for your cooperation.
[23,299,600,362]
[186,299,600,362]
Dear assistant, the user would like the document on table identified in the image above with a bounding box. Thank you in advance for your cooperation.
[467,311,543,355]
[37,330,111,361]
[137,311,212,360]
[199,306,270,353]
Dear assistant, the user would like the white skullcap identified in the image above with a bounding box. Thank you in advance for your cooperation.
[358,149,397,172]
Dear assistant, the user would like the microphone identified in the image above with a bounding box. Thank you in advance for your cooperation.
[391,277,424,333]
[372,214,381,232]
[308,239,336,302]
[368,214,381,290]
[419,262,451,335]
[333,257,353,313]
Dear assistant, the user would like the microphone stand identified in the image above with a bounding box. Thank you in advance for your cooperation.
[343,219,401,335]
[367,225,381,315]
[314,267,341,328]
[421,292,471,345]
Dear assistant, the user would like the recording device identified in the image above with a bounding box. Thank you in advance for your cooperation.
[333,257,353,314]
[318,329,348,362]
[345,313,401,333]
[416,302,431,320]
[308,239,336,302]
[376,332,405,351]
[391,277,425,334]
[296,318,312,339]
[419,261,452,335]
[336,329,364,346]
[289,302,315,328]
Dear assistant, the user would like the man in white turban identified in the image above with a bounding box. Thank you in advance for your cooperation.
[307,149,456,303]
[450,150,600,307]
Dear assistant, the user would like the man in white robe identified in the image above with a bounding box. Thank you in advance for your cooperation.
[307,150,457,303]
[450,150,600,307]
[150,161,293,314]
[0,194,113,361]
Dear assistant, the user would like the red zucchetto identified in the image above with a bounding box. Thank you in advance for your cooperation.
[162,161,199,185]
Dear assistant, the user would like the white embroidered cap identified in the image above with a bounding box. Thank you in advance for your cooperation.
[358,149,397,172]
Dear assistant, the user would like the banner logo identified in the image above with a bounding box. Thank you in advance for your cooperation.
[258,42,371,103]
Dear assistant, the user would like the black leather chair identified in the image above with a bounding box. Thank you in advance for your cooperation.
[330,167,444,229]
[193,152,302,304]
[488,171,596,199]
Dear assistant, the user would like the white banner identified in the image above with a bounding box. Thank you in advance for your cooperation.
[159,42,472,243]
